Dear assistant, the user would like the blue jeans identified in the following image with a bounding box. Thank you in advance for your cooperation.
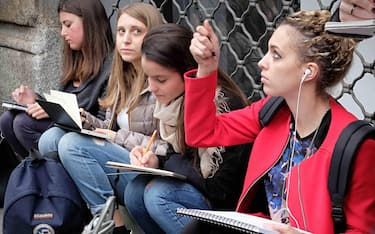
[39,127,136,214]
[125,175,211,234]
[38,127,66,154]
[0,110,52,157]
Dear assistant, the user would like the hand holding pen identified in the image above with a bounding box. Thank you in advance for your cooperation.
[129,130,159,168]
[339,0,375,22]
[143,130,157,154]
[190,19,220,77]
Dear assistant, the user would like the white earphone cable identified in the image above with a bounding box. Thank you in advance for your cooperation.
[284,73,307,229]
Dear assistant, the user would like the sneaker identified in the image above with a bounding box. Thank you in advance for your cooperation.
[82,196,116,234]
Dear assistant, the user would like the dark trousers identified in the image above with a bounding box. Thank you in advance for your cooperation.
[0,110,52,157]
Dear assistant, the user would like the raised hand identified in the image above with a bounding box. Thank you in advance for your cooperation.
[190,20,220,77]
[12,85,37,105]
[339,0,375,21]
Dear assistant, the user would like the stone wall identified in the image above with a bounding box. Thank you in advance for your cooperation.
[0,0,62,114]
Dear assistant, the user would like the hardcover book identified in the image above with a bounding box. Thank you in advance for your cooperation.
[37,90,109,139]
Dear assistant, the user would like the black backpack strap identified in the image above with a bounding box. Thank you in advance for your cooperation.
[258,96,285,127]
[328,120,375,233]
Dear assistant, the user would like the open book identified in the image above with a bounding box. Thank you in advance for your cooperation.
[176,208,312,234]
[105,161,186,180]
[36,90,109,139]
[2,101,27,111]
[325,19,375,38]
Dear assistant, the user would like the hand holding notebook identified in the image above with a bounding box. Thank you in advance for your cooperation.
[36,90,110,139]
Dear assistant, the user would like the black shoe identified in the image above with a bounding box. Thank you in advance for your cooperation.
[113,225,130,234]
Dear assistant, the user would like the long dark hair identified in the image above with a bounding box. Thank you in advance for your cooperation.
[142,24,248,153]
[58,0,114,85]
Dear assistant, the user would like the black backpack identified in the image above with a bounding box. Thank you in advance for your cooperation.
[0,137,19,208]
[259,96,375,234]
[3,149,90,234]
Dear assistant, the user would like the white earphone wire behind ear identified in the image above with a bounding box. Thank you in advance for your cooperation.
[285,68,312,229]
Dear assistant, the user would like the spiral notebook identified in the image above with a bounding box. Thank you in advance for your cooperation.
[176,208,312,234]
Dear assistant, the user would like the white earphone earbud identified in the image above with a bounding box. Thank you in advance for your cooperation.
[301,69,311,82]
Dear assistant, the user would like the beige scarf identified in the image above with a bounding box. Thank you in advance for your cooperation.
[154,88,228,179]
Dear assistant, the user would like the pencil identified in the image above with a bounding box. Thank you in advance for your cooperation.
[143,130,157,154]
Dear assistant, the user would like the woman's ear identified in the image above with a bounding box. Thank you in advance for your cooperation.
[302,63,319,82]
[301,69,312,82]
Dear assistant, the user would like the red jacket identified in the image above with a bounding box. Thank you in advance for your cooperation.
[184,69,375,233]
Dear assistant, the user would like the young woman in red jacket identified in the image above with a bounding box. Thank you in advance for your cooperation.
[184,10,375,233]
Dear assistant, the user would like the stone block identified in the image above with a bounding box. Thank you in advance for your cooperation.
[0,0,61,115]
[0,0,38,26]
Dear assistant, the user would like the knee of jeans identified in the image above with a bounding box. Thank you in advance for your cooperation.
[143,180,168,209]
[41,127,69,153]
[39,128,58,154]
[13,113,33,133]
[58,132,81,160]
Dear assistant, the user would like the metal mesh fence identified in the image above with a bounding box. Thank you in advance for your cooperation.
[107,0,375,123]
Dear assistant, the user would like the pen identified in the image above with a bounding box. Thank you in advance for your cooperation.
[143,130,157,155]
[2,102,27,111]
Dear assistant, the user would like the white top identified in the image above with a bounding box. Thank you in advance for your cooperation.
[117,107,129,130]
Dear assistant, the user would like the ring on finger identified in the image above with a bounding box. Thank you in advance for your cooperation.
[350,4,357,15]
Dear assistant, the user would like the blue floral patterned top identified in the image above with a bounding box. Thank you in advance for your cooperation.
[264,123,318,224]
